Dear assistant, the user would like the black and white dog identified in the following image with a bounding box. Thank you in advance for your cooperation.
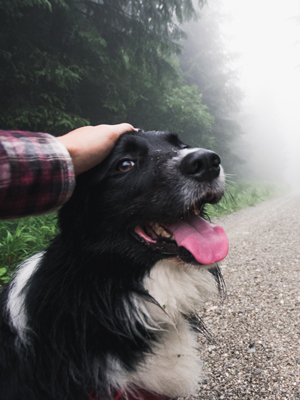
[0,131,229,400]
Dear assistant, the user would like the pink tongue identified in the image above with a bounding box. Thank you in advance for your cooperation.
[165,215,229,265]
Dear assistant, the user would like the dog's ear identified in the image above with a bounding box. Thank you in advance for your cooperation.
[58,162,110,235]
[60,160,109,208]
[75,160,110,188]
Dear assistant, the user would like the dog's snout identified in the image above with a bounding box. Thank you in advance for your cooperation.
[180,149,221,182]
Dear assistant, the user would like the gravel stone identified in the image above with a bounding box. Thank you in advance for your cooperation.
[191,194,300,399]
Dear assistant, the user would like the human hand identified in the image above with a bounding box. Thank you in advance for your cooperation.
[57,123,136,175]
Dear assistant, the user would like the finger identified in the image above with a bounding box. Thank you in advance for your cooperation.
[96,123,137,143]
[115,123,135,132]
[102,123,135,135]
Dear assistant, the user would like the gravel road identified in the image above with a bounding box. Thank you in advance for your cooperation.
[195,194,300,400]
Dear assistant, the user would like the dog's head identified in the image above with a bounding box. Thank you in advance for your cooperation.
[59,130,228,276]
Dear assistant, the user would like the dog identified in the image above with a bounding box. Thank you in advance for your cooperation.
[0,130,229,400]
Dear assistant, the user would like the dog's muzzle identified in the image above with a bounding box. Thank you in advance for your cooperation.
[180,149,221,182]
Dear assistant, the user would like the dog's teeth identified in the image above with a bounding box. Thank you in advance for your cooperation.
[161,230,171,238]
[151,223,172,238]
[156,226,165,235]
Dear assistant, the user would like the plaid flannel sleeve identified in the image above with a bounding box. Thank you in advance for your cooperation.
[0,130,75,219]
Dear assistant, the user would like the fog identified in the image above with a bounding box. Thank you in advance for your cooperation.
[218,0,300,189]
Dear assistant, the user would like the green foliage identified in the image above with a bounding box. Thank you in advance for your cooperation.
[0,0,242,156]
[126,58,214,147]
[0,214,57,285]
[206,181,287,218]
[0,0,53,14]
[0,0,206,135]
[165,85,214,147]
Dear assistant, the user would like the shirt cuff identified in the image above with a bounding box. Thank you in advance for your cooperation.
[0,130,75,219]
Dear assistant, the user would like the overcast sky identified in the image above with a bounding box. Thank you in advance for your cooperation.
[216,0,300,186]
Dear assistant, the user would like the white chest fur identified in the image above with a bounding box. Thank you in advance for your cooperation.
[128,259,217,397]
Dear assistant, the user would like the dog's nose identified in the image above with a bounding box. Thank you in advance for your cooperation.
[180,149,221,182]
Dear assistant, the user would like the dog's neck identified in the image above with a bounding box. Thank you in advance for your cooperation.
[112,258,218,398]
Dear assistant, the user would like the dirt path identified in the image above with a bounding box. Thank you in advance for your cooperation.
[196,194,300,400]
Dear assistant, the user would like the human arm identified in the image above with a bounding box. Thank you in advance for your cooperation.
[0,124,134,219]
[57,123,135,175]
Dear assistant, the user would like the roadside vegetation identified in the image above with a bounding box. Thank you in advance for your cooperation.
[0,214,57,286]
[0,181,286,287]
[206,181,288,218]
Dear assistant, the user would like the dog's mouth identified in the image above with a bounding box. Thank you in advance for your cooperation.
[134,206,229,265]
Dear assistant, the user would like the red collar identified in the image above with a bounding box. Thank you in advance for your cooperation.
[90,388,172,400]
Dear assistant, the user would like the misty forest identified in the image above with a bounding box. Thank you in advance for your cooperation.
[0,0,243,172]
[1,0,299,273]
[2,0,298,182]
[1,1,300,398]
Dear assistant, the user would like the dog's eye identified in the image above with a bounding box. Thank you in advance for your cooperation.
[117,160,135,172]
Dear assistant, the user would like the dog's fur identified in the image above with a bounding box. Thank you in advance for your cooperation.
[0,131,226,400]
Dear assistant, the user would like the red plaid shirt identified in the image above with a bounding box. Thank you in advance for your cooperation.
[0,130,75,219]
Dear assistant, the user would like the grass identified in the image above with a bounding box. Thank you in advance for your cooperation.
[0,214,58,285]
[0,181,287,286]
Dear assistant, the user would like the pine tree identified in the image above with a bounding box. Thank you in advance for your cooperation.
[0,0,203,135]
